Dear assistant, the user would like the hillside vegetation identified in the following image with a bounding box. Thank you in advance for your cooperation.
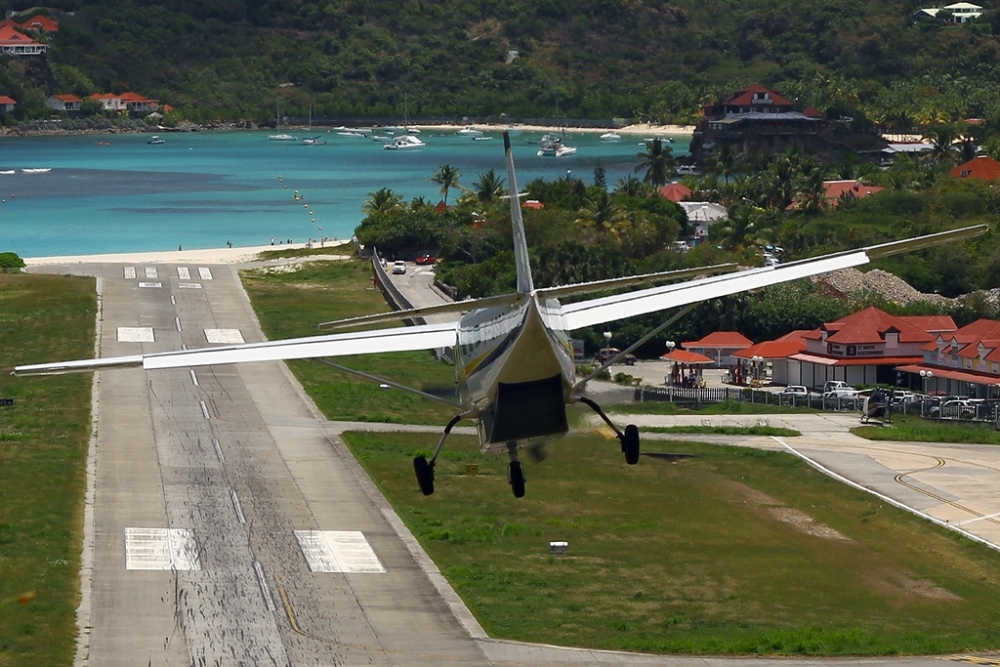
[7,0,1000,125]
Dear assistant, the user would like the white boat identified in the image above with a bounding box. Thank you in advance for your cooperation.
[268,134,297,141]
[147,135,165,144]
[21,168,51,173]
[338,130,368,137]
[600,131,622,142]
[473,136,493,142]
[384,135,425,150]
[371,135,391,141]
[0,170,15,175]
[641,136,674,145]
[457,125,483,136]
[301,136,327,145]
[502,125,522,135]
[537,133,576,157]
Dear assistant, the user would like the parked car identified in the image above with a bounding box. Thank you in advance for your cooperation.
[823,387,860,400]
[595,347,636,365]
[415,254,436,265]
[890,390,915,405]
[780,386,809,397]
[823,380,851,394]
[936,399,978,420]
[392,260,407,275]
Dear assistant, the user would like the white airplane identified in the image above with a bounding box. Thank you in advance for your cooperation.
[13,133,987,498]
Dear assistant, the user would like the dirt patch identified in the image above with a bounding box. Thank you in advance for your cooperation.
[768,507,852,541]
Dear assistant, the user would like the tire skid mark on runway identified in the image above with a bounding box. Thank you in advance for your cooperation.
[853,444,1000,528]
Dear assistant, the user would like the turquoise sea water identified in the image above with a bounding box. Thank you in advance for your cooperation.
[0,129,690,258]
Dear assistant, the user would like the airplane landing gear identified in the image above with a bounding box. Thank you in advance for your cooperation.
[578,397,641,465]
[507,442,526,498]
[413,414,464,496]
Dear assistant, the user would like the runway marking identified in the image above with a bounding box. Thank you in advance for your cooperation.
[175,316,182,332]
[253,561,276,611]
[294,530,385,573]
[177,283,202,289]
[205,328,245,344]
[189,370,198,386]
[230,488,246,524]
[199,400,210,420]
[213,438,225,463]
[198,267,213,280]
[170,295,175,305]
[116,327,154,343]
[123,266,136,279]
[177,267,190,280]
[138,282,161,288]
[144,267,157,279]
[124,528,200,571]
[958,510,1000,526]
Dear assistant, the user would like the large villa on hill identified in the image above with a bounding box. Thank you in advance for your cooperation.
[689,85,887,166]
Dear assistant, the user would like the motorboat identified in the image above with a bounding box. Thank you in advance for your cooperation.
[384,135,425,150]
[502,125,522,135]
[641,136,674,145]
[473,136,493,141]
[371,135,391,141]
[338,130,368,137]
[457,125,483,136]
[301,136,327,145]
[268,134,297,141]
[537,133,576,157]
[600,131,622,142]
[147,135,165,145]
[21,168,51,174]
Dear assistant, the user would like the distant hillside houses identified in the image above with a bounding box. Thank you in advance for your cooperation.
[0,24,47,55]
[915,2,983,23]
[46,92,160,117]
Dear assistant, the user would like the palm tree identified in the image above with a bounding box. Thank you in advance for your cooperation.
[473,169,506,202]
[634,138,675,188]
[615,174,647,197]
[431,164,461,205]
[713,144,738,184]
[362,187,403,215]
[575,190,629,240]
[925,123,960,165]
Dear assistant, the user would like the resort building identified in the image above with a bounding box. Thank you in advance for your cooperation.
[950,156,1000,181]
[677,201,728,240]
[681,331,753,368]
[89,93,124,112]
[897,319,1000,398]
[0,25,47,55]
[0,96,16,113]
[47,94,82,113]
[120,92,159,113]
[915,2,983,23]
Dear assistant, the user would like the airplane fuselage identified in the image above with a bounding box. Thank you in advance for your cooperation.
[455,294,576,452]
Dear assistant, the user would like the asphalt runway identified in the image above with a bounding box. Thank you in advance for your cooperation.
[25,257,1000,667]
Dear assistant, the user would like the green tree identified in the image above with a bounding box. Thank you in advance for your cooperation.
[431,164,461,205]
[472,169,506,202]
[634,139,675,188]
[362,188,403,215]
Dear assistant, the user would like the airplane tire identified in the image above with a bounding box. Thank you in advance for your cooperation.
[413,456,435,496]
[623,424,640,465]
[508,461,526,498]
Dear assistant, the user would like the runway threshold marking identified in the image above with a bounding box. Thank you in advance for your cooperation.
[144,267,157,279]
[117,327,154,343]
[138,282,161,288]
[177,267,190,280]
[123,266,136,279]
[198,267,213,280]
[205,328,244,344]
[294,530,385,573]
[124,527,200,571]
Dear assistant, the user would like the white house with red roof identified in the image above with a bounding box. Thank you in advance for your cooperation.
[89,93,124,112]
[781,307,956,389]
[734,330,811,385]
[47,94,82,112]
[120,92,159,113]
[0,25,47,55]
[18,15,58,32]
[0,95,16,113]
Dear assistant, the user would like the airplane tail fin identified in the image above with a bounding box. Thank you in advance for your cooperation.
[504,132,534,294]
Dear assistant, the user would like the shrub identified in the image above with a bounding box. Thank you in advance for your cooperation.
[0,252,25,270]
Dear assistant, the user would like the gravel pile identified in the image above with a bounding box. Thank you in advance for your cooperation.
[813,268,955,307]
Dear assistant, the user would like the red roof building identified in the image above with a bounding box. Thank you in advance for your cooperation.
[823,180,884,206]
[47,94,82,112]
[950,156,1000,181]
[896,318,1000,397]
[681,331,753,368]
[19,16,58,32]
[0,95,15,112]
[119,92,159,112]
[0,25,47,55]
[657,182,691,203]
[713,85,794,115]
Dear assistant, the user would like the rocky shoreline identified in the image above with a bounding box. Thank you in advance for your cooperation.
[0,118,263,137]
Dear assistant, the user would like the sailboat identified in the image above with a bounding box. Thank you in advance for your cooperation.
[301,105,326,145]
[268,99,296,141]
[384,94,425,150]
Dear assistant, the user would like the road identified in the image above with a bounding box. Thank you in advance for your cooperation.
[23,257,1000,667]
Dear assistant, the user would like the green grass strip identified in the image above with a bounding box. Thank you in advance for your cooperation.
[0,273,95,667]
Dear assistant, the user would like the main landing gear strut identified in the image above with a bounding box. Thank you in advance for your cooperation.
[579,397,641,465]
[413,414,463,496]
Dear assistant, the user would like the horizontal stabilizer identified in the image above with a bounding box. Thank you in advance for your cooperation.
[319,293,523,330]
[14,321,458,376]
[561,225,987,330]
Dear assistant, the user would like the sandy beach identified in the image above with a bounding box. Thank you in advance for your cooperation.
[24,240,355,267]
[410,122,695,136]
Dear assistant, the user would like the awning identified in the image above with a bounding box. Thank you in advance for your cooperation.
[660,350,714,364]
[895,364,1000,386]
[789,353,921,367]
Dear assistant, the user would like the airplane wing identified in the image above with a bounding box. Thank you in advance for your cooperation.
[13,321,458,376]
[560,225,987,331]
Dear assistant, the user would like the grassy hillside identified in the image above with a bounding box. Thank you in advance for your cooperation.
[5,0,1000,125]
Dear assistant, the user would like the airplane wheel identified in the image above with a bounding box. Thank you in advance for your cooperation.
[508,461,526,498]
[413,456,435,496]
[623,424,640,465]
